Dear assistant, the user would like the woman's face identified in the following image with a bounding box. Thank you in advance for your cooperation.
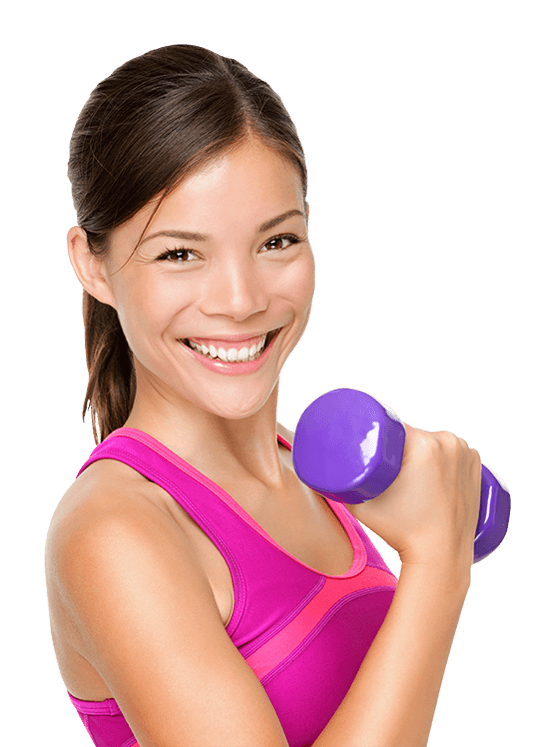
[100,139,315,421]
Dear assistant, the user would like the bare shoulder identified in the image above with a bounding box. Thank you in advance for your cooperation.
[45,458,216,653]
[277,421,295,445]
[45,460,288,746]
[46,458,205,601]
[48,458,174,536]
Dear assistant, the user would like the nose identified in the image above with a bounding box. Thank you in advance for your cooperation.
[199,257,270,321]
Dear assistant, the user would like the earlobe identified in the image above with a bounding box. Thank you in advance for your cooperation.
[67,227,117,309]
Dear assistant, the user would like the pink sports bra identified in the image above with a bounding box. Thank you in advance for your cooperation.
[68,428,397,747]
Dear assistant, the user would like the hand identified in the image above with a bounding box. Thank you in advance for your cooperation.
[349,424,483,571]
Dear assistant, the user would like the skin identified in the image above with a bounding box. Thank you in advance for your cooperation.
[46,136,482,747]
[69,137,315,475]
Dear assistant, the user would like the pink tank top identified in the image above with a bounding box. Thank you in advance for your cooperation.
[68,428,397,747]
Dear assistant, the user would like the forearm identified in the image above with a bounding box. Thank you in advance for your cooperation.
[314,563,470,747]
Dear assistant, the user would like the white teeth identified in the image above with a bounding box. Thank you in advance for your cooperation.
[186,334,269,363]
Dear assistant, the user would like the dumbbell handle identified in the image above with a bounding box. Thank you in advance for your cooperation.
[292,389,510,563]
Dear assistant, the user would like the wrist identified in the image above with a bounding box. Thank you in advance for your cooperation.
[398,558,471,602]
[398,534,474,580]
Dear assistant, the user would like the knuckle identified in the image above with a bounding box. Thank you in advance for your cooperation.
[408,428,438,456]
[407,426,477,466]
[440,430,466,453]
[444,429,459,444]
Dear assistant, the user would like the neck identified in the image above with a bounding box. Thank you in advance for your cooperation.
[123,376,286,490]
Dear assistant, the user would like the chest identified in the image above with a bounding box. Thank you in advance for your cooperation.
[171,475,355,630]
[246,482,354,574]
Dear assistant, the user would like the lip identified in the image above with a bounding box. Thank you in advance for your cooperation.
[187,331,268,346]
[180,328,282,376]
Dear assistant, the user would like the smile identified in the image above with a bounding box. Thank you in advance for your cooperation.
[184,333,266,362]
[180,328,281,370]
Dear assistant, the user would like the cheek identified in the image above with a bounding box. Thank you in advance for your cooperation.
[112,276,176,351]
[273,255,314,356]
[288,251,315,311]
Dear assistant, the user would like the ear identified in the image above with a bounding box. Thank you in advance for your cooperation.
[304,202,310,224]
[67,227,117,309]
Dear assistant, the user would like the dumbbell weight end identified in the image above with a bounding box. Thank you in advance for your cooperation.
[475,466,511,562]
[292,388,406,504]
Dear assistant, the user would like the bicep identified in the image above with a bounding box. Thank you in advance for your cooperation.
[53,503,289,747]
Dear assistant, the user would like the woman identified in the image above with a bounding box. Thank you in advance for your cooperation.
[46,44,481,747]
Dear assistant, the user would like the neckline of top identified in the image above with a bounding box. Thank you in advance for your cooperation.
[102,426,367,579]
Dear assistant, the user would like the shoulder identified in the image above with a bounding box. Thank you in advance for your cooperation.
[47,458,169,546]
[45,458,225,678]
[277,421,295,445]
[45,458,207,608]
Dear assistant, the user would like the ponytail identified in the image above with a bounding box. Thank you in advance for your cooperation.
[82,291,136,443]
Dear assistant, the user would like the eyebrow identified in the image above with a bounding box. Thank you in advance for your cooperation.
[140,209,305,245]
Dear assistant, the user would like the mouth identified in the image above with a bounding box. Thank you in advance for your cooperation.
[180,328,281,364]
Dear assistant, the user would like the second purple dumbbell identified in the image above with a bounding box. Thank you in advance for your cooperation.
[292,388,510,563]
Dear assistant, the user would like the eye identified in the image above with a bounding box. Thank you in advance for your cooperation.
[157,247,199,263]
[260,234,301,253]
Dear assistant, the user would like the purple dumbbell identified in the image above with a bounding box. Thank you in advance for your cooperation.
[292,389,510,563]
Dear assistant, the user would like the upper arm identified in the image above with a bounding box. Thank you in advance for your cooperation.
[49,490,289,747]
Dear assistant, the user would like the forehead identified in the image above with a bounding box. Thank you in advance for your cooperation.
[159,141,303,228]
[115,140,305,250]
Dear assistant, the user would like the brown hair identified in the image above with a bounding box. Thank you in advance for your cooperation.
[68,44,308,443]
